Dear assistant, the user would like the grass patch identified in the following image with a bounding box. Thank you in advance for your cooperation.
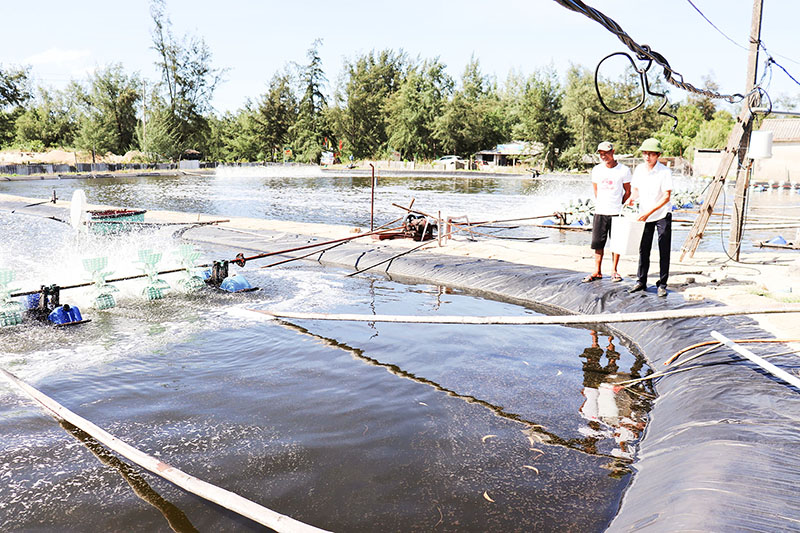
[748,287,800,303]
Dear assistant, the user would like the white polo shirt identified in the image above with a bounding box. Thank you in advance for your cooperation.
[591,162,631,215]
[631,161,673,222]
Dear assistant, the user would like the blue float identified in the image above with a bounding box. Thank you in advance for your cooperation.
[48,305,83,325]
[220,275,253,293]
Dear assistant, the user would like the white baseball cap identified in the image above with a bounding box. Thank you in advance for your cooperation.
[597,141,614,152]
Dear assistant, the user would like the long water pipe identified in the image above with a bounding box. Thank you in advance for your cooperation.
[711,331,800,390]
[0,368,330,533]
[251,305,800,325]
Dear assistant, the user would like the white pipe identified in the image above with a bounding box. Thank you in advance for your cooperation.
[710,331,800,390]
[751,108,800,117]
[0,368,330,533]
[250,304,800,325]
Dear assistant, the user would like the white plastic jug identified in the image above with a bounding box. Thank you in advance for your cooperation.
[609,217,645,256]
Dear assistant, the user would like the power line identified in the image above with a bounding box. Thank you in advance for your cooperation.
[685,0,800,82]
[685,0,748,51]
[553,0,747,103]
[769,57,800,88]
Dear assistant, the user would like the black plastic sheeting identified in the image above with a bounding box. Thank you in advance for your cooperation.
[186,226,800,531]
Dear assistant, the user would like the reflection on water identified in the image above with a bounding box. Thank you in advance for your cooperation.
[578,330,649,462]
[58,421,199,533]
[284,320,652,479]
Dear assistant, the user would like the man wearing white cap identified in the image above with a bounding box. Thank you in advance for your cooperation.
[582,141,631,283]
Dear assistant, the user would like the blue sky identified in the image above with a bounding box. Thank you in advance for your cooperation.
[6,1,800,113]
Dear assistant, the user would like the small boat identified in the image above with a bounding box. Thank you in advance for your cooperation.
[87,209,147,235]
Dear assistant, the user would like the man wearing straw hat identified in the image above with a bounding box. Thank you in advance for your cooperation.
[628,138,673,297]
[582,141,631,283]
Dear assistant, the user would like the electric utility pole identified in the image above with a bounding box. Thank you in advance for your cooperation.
[728,0,764,260]
[680,0,764,260]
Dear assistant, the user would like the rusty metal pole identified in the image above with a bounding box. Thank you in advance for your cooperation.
[370,163,376,231]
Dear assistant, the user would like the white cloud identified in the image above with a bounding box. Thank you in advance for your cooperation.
[24,48,92,66]
[70,65,98,79]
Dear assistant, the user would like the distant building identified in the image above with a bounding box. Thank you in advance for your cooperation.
[752,118,800,184]
[693,118,800,184]
[473,141,543,166]
[693,148,736,179]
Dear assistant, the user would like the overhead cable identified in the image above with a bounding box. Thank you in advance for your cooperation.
[554,0,747,103]
[686,0,800,67]
[685,0,800,87]
[685,0,749,52]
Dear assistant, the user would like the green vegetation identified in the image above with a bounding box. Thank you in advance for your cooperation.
[0,1,745,167]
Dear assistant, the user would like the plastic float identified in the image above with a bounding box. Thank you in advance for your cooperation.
[136,249,172,300]
[173,244,208,292]
[83,257,119,309]
[756,235,799,250]
[203,260,257,293]
[0,270,24,327]
[23,284,88,327]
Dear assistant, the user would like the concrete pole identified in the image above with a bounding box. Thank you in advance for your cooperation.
[728,0,764,260]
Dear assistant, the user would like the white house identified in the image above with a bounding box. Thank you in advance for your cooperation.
[473,141,542,167]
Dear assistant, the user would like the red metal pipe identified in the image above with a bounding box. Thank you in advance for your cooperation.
[370,163,376,232]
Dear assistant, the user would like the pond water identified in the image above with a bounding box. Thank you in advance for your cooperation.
[0,168,663,531]
[3,166,798,254]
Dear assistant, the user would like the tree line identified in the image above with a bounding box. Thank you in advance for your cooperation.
[0,1,748,169]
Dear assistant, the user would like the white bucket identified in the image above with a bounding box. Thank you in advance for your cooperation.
[609,217,645,256]
[748,130,773,160]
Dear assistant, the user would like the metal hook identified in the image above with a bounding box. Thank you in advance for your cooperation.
[595,50,678,132]
[594,51,648,115]
[642,70,679,132]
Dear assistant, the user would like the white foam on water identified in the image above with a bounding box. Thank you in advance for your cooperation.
[0,205,368,386]
[214,164,326,179]
[260,266,353,312]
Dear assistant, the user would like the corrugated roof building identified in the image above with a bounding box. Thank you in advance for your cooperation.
[693,118,800,184]
[753,118,800,184]
[759,117,800,142]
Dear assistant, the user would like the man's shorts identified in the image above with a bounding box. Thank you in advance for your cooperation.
[591,214,616,250]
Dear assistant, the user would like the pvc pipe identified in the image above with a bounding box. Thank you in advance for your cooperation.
[0,368,330,533]
[249,304,800,325]
[710,331,800,390]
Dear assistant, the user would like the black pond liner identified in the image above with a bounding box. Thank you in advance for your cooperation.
[185,226,800,532]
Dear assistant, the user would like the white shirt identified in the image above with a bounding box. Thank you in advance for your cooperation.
[591,162,631,215]
[631,161,673,222]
